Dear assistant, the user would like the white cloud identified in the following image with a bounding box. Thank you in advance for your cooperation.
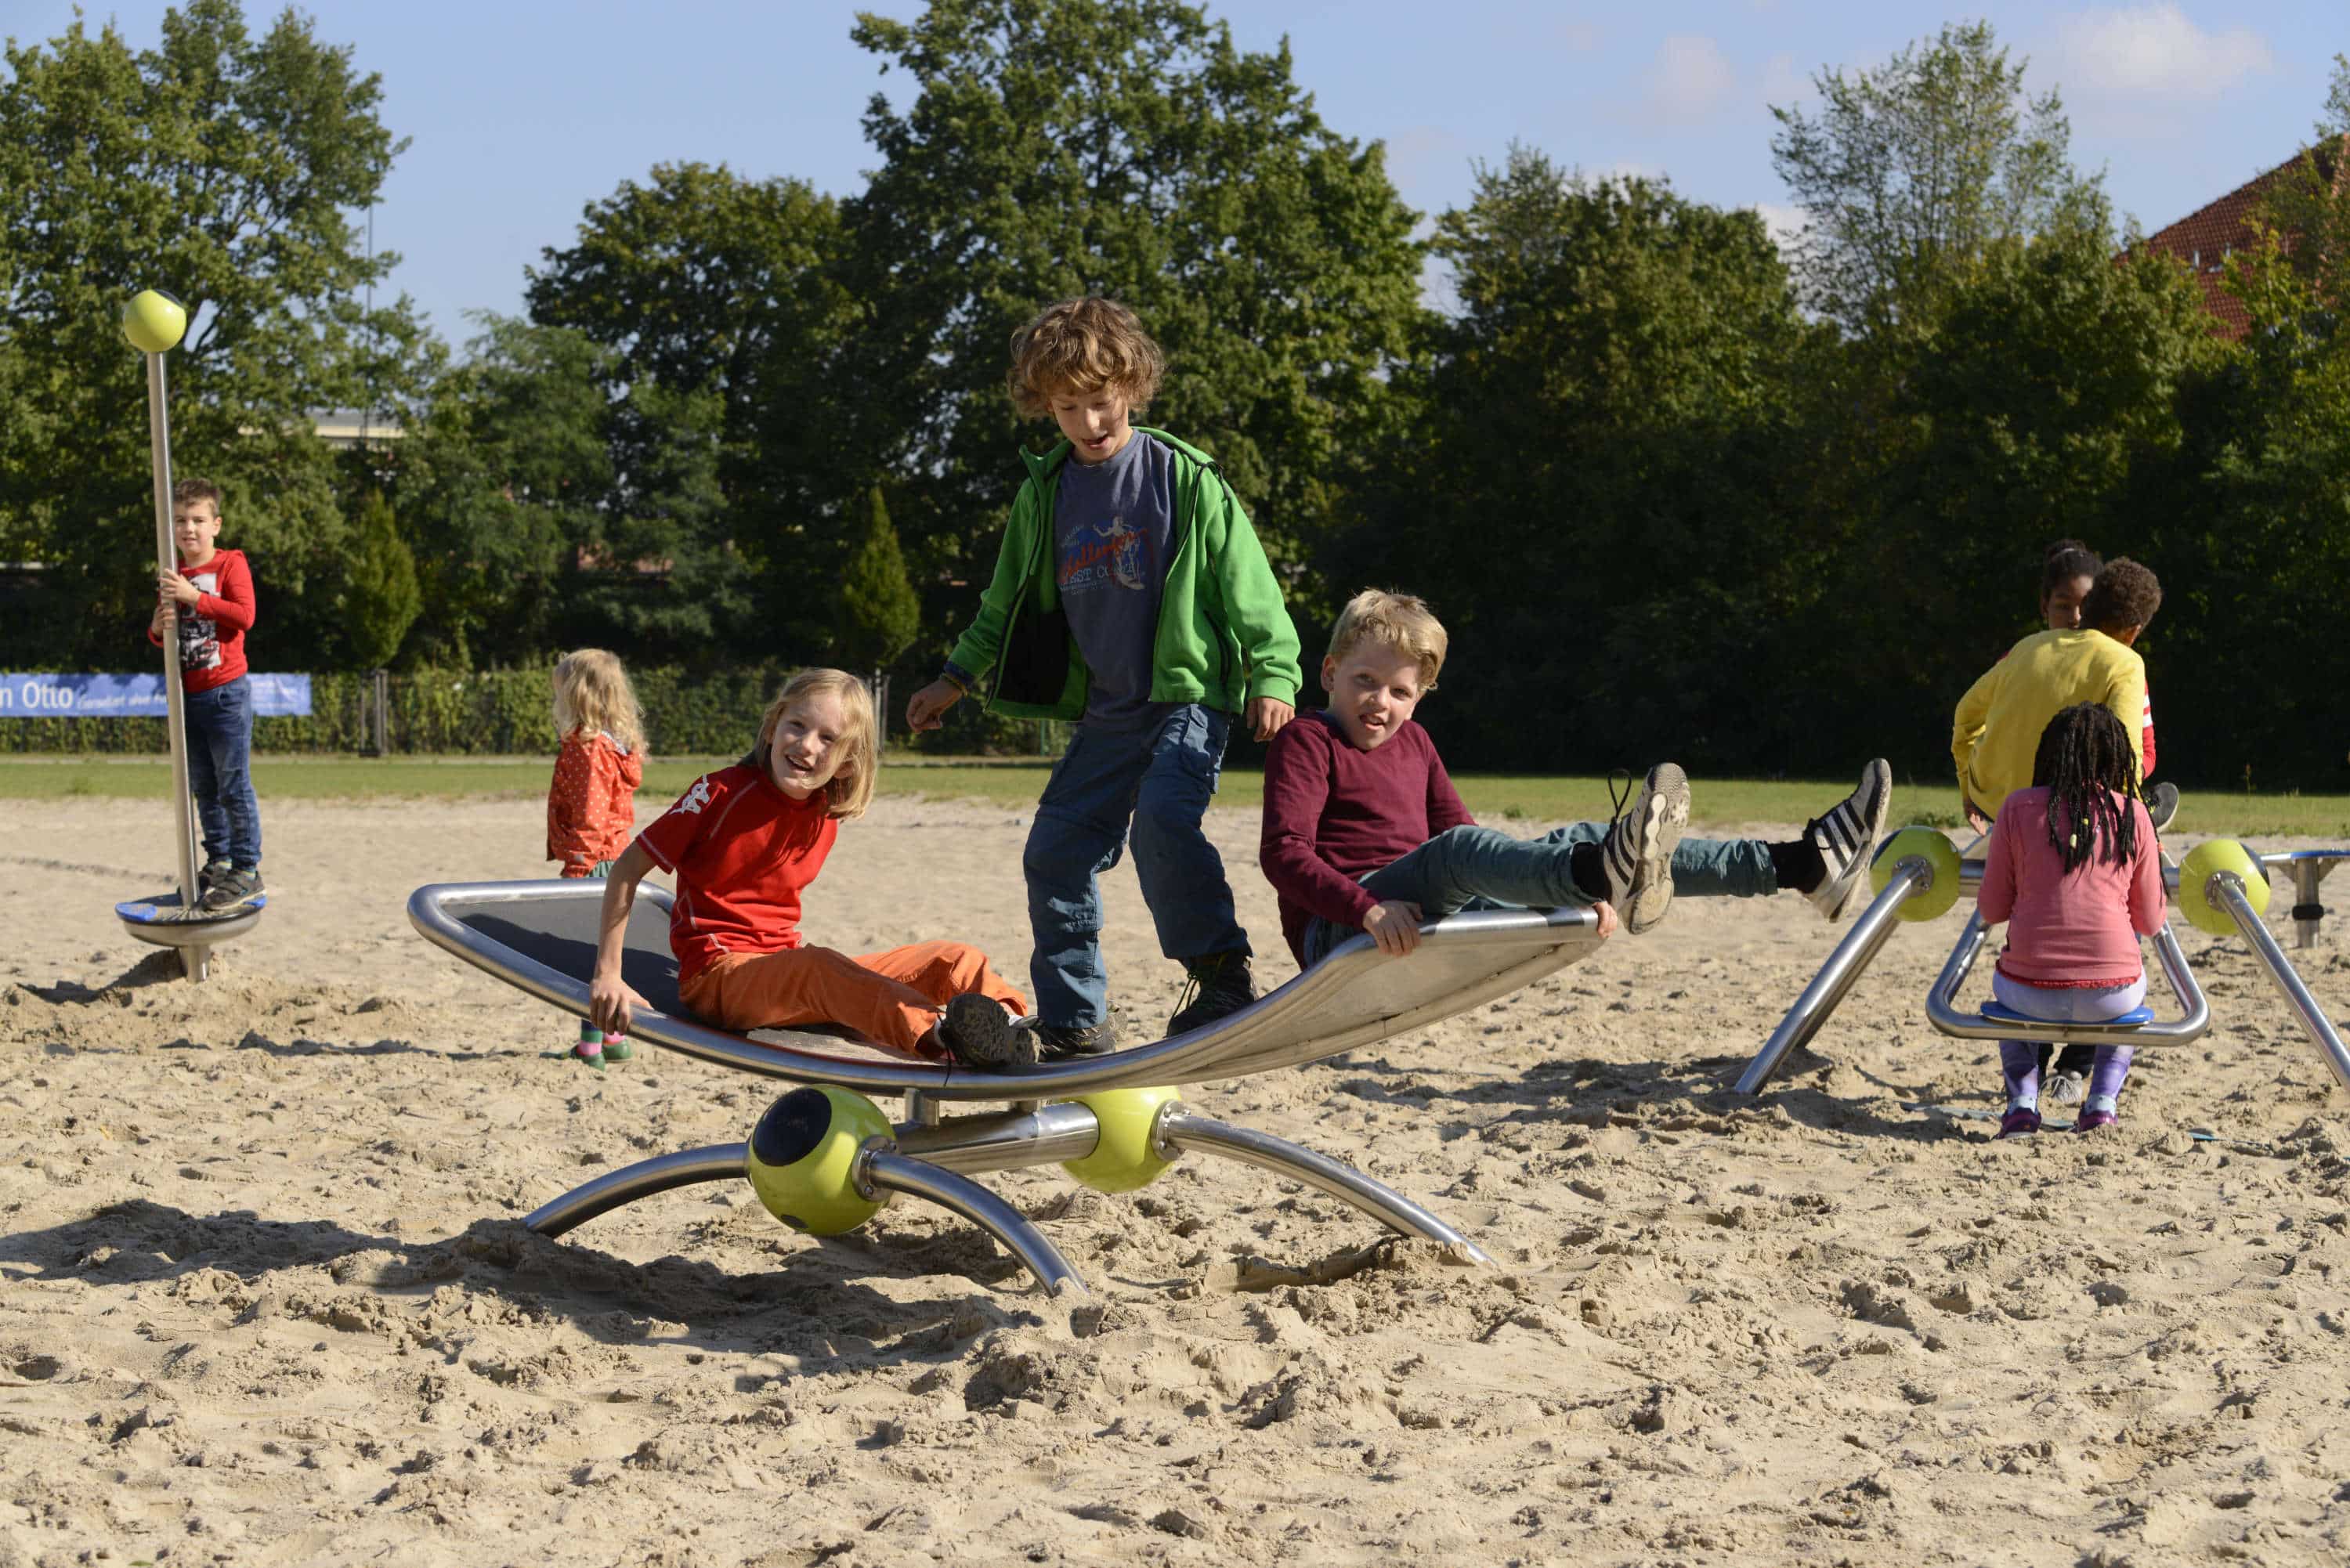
[1642,34,1737,123]
[2048,4,2272,102]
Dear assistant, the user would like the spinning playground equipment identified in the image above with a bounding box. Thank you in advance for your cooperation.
[1737,825,2350,1099]
[113,288,266,979]
[410,879,1606,1298]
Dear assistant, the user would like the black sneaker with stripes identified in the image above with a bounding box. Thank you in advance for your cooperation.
[1598,764,1690,934]
[1802,758,1893,921]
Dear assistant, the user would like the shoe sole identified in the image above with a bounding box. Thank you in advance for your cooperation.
[2146,782,2180,833]
[1622,764,1689,935]
[1815,759,1895,921]
[943,994,1030,1068]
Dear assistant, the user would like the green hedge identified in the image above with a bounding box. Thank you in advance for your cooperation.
[0,664,1049,756]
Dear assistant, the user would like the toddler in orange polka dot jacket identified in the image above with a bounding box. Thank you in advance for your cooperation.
[547,650,646,1068]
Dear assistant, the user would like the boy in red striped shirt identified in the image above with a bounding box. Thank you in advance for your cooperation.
[146,478,262,910]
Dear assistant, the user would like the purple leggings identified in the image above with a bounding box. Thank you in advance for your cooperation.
[1994,970,2145,1108]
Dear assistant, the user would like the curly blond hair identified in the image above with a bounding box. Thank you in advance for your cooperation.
[756,669,878,819]
[1006,296,1166,418]
[1327,589,1449,690]
[552,648,646,753]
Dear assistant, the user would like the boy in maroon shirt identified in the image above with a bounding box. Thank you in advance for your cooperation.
[146,478,262,909]
[1260,591,1894,970]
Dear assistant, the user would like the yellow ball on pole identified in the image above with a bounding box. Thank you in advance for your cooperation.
[121,289,188,354]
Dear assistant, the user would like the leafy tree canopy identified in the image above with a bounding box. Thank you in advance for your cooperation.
[0,0,435,661]
[1770,20,2107,333]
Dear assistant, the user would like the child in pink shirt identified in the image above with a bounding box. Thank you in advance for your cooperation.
[1976,703,2167,1136]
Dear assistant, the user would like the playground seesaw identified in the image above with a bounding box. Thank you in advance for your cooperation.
[409,878,1606,1299]
[1737,824,2350,1100]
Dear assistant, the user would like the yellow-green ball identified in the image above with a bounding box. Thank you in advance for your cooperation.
[744,1085,892,1235]
[1059,1086,1181,1194]
[121,289,188,354]
[2178,838,2269,938]
[1869,825,1962,923]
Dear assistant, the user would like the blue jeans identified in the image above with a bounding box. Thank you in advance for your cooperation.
[1023,704,1246,1028]
[1994,970,2145,1112]
[183,675,260,869]
[1303,823,1777,967]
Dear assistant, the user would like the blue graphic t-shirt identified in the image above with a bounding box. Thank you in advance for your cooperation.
[1056,431,1175,729]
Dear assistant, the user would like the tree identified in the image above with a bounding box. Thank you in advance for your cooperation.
[840,0,1424,630]
[837,486,922,670]
[1769,21,2107,332]
[342,490,421,669]
[527,161,861,638]
[1338,150,1822,771]
[394,317,609,667]
[0,0,434,663]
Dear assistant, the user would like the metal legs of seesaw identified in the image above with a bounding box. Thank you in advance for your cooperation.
[520,1096,1491,1299]
[1737,843,2350,1097]
[2263,852,2350,950]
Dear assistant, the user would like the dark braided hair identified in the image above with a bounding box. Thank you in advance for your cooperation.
[2030,703,2141,874]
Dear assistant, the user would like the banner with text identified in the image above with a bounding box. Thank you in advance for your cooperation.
[0,673,313,717]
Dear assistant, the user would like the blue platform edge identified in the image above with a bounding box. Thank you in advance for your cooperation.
[1980,999,2153,1027]
[115,892,269,924]
[2270,850,2350,861]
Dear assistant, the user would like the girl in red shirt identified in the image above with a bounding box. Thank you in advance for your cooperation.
[588,670,1030,1068]
[1976,704,2167,1137]
[548,649,646,1068]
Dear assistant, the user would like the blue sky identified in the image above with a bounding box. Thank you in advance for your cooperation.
[9,1,2344,342]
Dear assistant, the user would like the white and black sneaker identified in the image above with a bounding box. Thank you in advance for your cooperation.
[1803,759,1893,921]
[1600,764,1690,935]
[2145,781,2180,834]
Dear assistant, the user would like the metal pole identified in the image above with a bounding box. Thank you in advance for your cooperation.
[524,1143,746,1238]
[1153,1108,1494,1265]
[2213,874,2350,1097]
[894,1101,1099,1173]
[1735,861,1928,1094]
[858,1149,1090,1298]
[2294,861,2323,951]
[146,351,207,981]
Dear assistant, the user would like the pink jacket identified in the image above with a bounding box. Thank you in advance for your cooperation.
[1978,786,2165,988]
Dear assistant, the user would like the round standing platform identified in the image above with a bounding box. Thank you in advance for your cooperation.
[115,891,267,949]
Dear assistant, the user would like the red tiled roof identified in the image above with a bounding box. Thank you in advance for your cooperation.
[2124,137,2348,340]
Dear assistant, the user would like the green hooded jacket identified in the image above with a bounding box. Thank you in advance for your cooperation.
[943,428,1303,721]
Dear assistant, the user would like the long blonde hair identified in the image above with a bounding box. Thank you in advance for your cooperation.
[551,649,645,753]
[756,668,877,819]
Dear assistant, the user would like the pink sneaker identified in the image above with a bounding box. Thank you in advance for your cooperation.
[1998,1107,2041,1139]
[2075,1110,2118,1133]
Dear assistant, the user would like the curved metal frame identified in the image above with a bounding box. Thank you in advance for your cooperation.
[407,879,1601,1100]
[1154,1107,1494,1264]
[2211,871,2350,1094]
[1734,850,1931,1094]
[514,1091,1496,1299]
[1923,911,2208,1046]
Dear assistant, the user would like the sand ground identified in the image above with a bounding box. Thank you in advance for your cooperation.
[5,793,2350,1566]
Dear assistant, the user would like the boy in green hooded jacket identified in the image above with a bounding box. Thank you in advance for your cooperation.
[907,298,1302,1058]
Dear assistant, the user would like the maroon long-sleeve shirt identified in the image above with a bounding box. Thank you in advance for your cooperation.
[1260,710,1475,966]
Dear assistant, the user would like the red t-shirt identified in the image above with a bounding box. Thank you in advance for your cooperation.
[634,763,837,982]
[1260,710,1476,966]
[547,729,645,874]
[144,547,255,694]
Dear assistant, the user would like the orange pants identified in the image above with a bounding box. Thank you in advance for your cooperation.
[679,940,1028,1058]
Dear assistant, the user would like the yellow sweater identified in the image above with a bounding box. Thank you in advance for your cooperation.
[1952,629,2148,815]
